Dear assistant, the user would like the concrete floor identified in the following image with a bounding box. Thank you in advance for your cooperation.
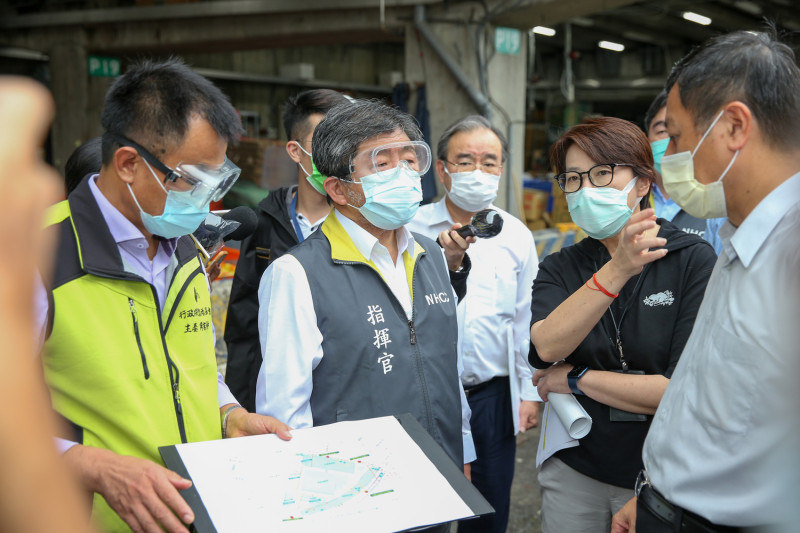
[507,426,543,533]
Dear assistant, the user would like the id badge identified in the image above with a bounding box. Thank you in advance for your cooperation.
[609,370,648,422]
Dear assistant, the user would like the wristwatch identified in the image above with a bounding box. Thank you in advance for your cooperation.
[567,366,590,396]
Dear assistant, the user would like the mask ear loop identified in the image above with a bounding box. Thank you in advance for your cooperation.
[717,150,739,183]
[141,158,169,195]
[691,109,726,158]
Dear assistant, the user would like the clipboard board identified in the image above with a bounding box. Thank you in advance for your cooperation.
[160,413,493,532]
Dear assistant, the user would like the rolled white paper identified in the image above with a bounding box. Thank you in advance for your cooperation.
[548,392,592,439]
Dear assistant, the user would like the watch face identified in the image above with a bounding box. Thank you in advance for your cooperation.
[568,366,588,378]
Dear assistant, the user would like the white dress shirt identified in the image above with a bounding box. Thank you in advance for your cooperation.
[408,197,540,435]
[643,172,800,526]
[256,209,476,462]
[287,188,327,241]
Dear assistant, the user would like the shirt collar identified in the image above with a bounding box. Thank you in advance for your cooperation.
[652,184,668,204]
[88,174,178,257]
[333,209,415,261]
[726,172,800,268]
[428,196,455,226]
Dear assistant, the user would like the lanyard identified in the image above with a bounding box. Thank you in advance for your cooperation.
[290,193,304,243]
[595,257,645,372]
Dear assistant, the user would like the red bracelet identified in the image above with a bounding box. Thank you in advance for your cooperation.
[587,273,619,298]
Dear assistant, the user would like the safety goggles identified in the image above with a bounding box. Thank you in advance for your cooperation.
[348,140,431,180]
[112,134,241,208]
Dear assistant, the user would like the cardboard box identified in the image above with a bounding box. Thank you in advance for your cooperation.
[523,188,549,222]
[550,185,573,224]
[227,138,287,189]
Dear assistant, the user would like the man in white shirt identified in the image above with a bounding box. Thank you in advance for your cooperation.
[612,28,800,533]
[408,115,539,533]
[256,100,477,532]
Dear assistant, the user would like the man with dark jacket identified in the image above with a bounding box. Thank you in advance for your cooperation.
[224,89,348,411]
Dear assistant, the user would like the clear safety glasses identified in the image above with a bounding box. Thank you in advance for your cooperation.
[112,134,241,208]
[348,140,431,179]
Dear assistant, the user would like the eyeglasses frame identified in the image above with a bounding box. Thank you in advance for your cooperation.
[554,163,631,193]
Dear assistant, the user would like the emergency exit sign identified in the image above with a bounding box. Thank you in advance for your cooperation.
[88,55,121,77]
[495,27,521,55]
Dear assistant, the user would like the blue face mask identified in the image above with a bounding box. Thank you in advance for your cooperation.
[651,138,669,175]
[347,163,423,230]
[566,177,639,240]
[128,161,211,238]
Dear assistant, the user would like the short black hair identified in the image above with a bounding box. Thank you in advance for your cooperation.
[312,99,423,180]
[282,89,349,142]
[644,90,668,133]
[437,115,508,164]
[100,57,244,164]
[665,26,800,151]
[64,136,102,195]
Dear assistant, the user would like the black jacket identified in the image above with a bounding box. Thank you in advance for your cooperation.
[529,219,716,488]
[224,186,298,411]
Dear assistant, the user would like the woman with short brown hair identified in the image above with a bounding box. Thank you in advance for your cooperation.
[529,117,716,532]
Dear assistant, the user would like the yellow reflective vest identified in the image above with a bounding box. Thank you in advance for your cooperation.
[43,183,221,532]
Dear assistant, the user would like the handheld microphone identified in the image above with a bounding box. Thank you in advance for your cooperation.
[221,206,257,242]
[192,206,258,264]
[455,209,504,239]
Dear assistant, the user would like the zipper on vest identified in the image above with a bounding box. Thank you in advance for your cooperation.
[167,353,187,443]
[408,320,417,345]
[409,255,436,437]
[150,280,188,444]
[128,298,150,379]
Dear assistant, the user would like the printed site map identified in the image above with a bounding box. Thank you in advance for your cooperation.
[173,416,473,532]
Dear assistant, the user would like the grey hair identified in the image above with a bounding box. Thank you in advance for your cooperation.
[312,99,423,180]
[665,26,800,151]
[437,115,508,163]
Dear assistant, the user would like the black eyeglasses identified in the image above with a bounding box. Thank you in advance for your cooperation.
[554,163,630,193]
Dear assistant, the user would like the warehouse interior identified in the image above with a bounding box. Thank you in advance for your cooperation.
[1,0,798,231]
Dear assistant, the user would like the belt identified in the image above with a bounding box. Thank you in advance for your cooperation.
[636,471,742,533]
[463,375,508,398]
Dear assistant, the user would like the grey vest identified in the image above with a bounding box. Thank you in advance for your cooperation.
[289,228,463,465]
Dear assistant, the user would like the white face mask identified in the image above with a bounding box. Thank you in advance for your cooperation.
[444,167,501,212]
[660,109,739,219]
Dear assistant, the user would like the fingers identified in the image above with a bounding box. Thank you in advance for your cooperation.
[262,416,293,441]
[447,227,470,249]
[233,412,294,440]
[165,470,193,491]
[151,471,194,531]
[624,217,658,240]
[628,207,656,225]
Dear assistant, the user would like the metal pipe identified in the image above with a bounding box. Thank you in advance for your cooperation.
[414,5,492,119]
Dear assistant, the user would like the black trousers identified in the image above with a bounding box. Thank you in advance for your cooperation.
[458,376,515,533]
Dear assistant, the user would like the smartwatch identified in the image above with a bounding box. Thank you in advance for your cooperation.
[567,366,590,396]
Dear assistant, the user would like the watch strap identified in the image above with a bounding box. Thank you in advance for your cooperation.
[568,366,589,396]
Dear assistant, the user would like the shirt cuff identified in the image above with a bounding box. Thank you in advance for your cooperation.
[521,377,542,402]
[462,431,477,464]
[56,437,78,454]
[217,371,239,408]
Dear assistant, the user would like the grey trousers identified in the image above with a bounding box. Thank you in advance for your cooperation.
[539,457,634,533]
